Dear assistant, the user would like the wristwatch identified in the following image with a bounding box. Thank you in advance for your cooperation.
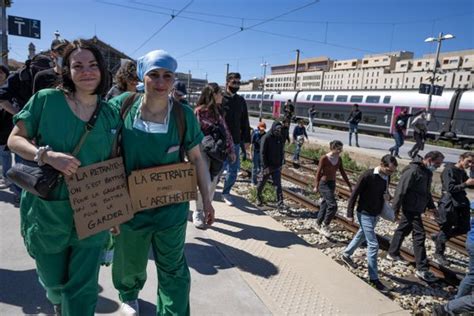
[34,145,52,166]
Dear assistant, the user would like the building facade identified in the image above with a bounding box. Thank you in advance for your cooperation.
[264,49,474,91]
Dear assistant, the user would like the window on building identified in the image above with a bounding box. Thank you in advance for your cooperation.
[323,95,334,102]
[417,61,422,66]
[413,77,416,83]
[450,59,458,64]
[350,95,363,103]
[366,96,380,103]
[336,95,348,102]
[312,95,322,101]
[383,96,391,104]
[459,75,463,81]
[467,75,471,81]
[443,59,449,64]
[352,61,357,66]
[363,60,368,64]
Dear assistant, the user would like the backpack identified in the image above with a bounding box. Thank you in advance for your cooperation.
[201,123,227,163]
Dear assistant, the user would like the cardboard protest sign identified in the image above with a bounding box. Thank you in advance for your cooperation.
[128,162,197,212]
[66,157,133,239]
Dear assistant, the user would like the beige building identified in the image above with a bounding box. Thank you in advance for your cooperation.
[264,49,473,91]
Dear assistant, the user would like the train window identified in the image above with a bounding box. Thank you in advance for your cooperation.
[363,115,377,124]
[312,95,322,101]
[323,95,334,102]
[306,95,311,101]
[271,95,274,99]
[264,94,269,99]
[333,113,345,121]
[251,94,257,99]
[350,95,363,103]
[366,96,380,103]
[336,95,348,102]
[246,94,250,99]
[383,96,391,104]
[322,112,331,119]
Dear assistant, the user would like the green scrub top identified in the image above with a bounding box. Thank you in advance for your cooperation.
[109,92,203,232]
[13,88,121,255]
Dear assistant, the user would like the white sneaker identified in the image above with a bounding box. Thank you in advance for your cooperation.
[320,225,331,238]
[0,177,11,189]
[193,210,206,229]
[222,193,234,206]
[120,300,139,316]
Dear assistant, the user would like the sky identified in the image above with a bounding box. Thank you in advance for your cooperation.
[4,0,474,85]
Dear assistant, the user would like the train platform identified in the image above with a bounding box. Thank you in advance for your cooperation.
[0,185,408,315]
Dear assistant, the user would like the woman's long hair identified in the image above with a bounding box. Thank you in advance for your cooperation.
[196,82,221,119]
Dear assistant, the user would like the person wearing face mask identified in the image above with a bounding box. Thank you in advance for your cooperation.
[220,72,251,206]
[256,121,285,209]
[109,50,215,316]
[433,152,474,266]
[32,35,70,93]
[342,154,398,293]
[387,151,445,283]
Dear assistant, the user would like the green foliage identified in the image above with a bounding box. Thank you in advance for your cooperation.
[240,157,253,170]
[248,183,277,203]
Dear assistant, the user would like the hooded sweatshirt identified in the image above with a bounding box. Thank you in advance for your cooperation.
[260,121,284,169]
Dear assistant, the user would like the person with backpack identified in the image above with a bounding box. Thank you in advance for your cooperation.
[109,50,215,316]
[251,121,266,185]
[346,104,362,147]
[389,108,423,159]
[194,82,235,228]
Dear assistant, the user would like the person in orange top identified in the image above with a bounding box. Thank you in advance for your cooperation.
[313,140,352,237]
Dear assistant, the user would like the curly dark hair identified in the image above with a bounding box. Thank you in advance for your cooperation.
[197,82,221,118]
[115,60,138,91]
[61,39,108,96]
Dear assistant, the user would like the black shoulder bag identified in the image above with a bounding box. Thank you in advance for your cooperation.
[7,101,102,199]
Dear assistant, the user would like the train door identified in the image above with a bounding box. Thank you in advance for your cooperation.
[441,89,464,138]
[389,106,405,134]
[273,100,281,118]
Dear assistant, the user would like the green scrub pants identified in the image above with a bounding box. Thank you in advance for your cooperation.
[34,245,103,316]
[112,221,190,316]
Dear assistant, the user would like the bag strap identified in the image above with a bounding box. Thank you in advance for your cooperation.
[110,92,140,158]
[71,96,102,156]
[172,99,186,162]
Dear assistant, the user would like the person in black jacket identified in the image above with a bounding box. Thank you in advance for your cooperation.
[221,72,251,205]
[388,108,423,159]
[342,154,398,292]
[387,151,445,283]
[346,104,362,147]
[433,152,474,265]
[256,121,285,209]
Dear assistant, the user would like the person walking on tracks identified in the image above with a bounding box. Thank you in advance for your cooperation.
[313,140,352,238]
[346,104,362,147]
[342,154,398,293]
[389,108,423,159]
[308,104,316,132]
[407,111,428,159]
[256,121,285,210]
[250,121,266,185]
[432,201,474,316]
[433,152,474,266]
[292,119,308,162]
[387,151,445,283]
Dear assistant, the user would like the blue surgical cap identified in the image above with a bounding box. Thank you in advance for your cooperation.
[137,50,177,81]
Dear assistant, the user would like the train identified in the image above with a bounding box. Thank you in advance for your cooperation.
[239,89,474,148]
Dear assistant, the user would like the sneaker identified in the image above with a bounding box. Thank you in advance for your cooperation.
[433,254,450,266]
[395,154,402,159]
[341,254,358,269]
[120,300,139,316]
[222,193,234,206]
[415,269,438,283]
[277,201,285,210]
[369,279,391,294]
[193,210,206,229]
[431,303,448,316]
[53,304,61,316]
[320,225,331,238]
[256,199,264,207]
[386,253,409,265]
[356,144,360,148]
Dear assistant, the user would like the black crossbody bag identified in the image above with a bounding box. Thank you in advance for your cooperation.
[7,101,102,199]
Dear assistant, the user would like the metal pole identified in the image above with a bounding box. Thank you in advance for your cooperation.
[225,63,229,80]
[293,49,300,90]
[187,70,191,103]
[259,62,268,121]
[426,32,443,116]
[1,1,8,66]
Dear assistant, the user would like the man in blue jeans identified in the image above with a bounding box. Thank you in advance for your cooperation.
[432,201,474,315]
[221,72,251,205]
[341,154,398,293]
[251,122,266,185]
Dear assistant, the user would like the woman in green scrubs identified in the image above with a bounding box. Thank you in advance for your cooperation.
[8,40,120,316]
[110,50,215,316]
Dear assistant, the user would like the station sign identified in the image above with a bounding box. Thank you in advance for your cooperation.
[419,83,443,96]
[8,15,41,39]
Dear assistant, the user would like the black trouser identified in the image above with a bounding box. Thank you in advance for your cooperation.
[388,212,428,270]
[317,180,337,226]
[256,168,283,204]
[408,132,425,158]
[435,204,470,256]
